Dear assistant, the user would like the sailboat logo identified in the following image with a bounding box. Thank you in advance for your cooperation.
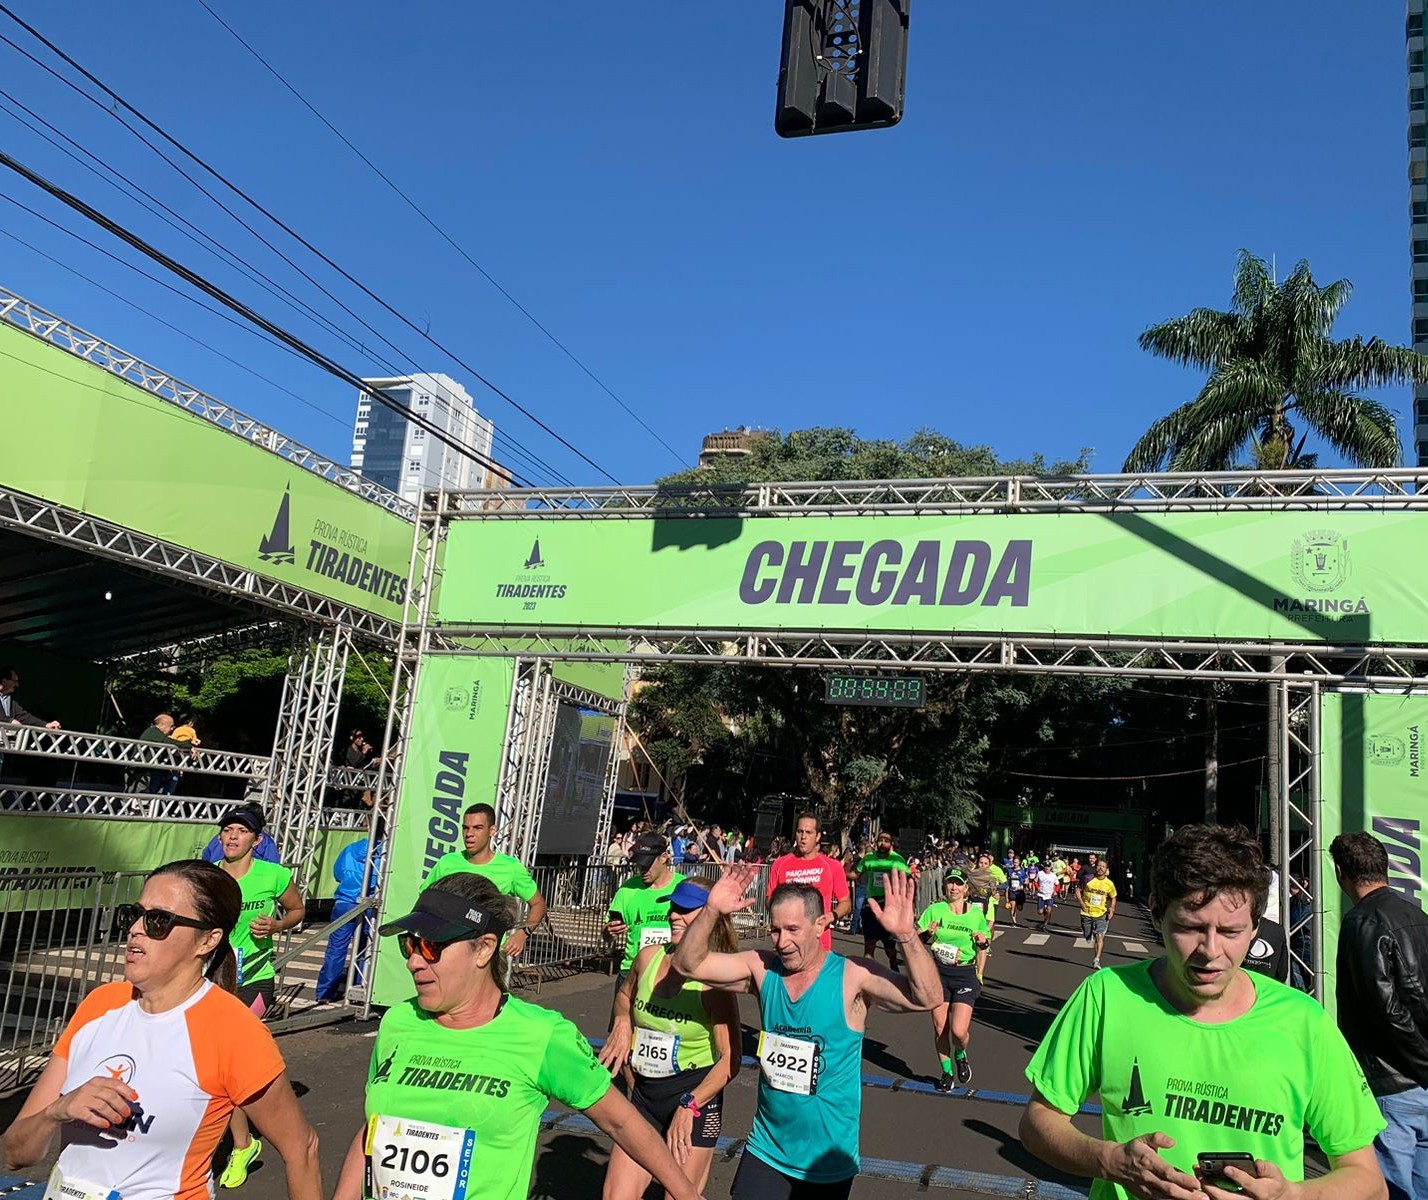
[524,538,545,570]
[257,486,296,565]
[1123,1057,1153,1116]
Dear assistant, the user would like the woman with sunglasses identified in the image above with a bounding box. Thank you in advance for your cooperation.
[3,860,321,1200]
[599,880,740,1200]
[334,873,707,1200]
[917,868,991,1092]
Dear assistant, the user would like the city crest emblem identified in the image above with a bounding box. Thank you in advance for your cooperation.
[1367,735,1406,767]
[1290,530,1349,593]
[443,687,468,711]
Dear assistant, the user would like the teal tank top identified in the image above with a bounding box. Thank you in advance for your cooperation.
[746,953,861,1182]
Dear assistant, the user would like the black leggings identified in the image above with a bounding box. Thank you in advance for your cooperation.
[731,1151,854,1200]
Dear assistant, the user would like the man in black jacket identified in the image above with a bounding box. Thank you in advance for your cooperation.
[1332,830,1428,1200]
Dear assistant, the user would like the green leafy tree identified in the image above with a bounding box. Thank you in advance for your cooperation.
[1124,250,1427,472]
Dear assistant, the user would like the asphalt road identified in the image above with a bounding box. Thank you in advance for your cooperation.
[251,900,1156,1200]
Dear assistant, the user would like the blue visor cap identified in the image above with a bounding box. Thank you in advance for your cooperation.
[657,880,711,912]
[379,886,511,941]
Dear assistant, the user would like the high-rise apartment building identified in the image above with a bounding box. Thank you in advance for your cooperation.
[350,373,497,503]
[1410,2,1428,464]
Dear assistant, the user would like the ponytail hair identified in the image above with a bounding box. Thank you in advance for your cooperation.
[149,860,241,993]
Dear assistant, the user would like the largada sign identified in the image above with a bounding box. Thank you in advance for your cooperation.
[435,511,1411,643]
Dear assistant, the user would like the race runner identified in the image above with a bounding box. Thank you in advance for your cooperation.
[334,873,704,1200]
[426,803,547,959]
[3,861,321,1200]
[600,880,741,1200]
[855,831,911,971]
[606,833,686,997]
[917,867,991,1090]
[1077,859,1117,970]
[766,813,852,952]
[215,806,306,1187]
[672,863,940,1199]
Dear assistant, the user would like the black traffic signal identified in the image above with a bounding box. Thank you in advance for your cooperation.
[775,0,910,138]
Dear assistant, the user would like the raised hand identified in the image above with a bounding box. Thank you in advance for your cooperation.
[705,863,759,916]
[866,868,916,941]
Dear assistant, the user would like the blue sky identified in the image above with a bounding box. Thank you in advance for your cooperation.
[0,2,1412,487]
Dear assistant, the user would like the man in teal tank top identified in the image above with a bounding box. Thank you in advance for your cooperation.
[672,862,942,1199]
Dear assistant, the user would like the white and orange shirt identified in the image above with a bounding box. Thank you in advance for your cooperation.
[53,981,285,1200]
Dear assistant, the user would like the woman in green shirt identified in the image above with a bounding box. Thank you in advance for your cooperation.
[334,873,704,1200]
[599,880,741,1200]
[917,868,991,1092]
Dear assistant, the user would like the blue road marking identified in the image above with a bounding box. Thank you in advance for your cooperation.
[540,1111,1089,1197]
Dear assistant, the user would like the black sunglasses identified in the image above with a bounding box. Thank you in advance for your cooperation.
[115,902,217,940]
[398,930,485,963]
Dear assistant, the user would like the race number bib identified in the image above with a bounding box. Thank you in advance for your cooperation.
[638,924,671,950]
[630,1027,681,1078]
[365,1114,476,1200]
[43,1167,120,1200]
[757,1031,819,1095]
[931,942,962,966]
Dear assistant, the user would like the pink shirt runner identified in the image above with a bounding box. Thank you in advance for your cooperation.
[766,852,851,949]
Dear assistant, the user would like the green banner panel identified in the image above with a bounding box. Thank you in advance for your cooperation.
[438,511,1422,643]
[1320,693,1428,1008]
[372,655,516,1005]
[0,323,414,622]
[0,816,364,908]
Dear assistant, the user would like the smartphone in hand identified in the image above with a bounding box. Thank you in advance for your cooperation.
[1195,1152,1257,1192]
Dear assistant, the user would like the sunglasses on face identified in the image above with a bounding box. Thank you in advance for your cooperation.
[398,931,485,963]
[116,903,217,940]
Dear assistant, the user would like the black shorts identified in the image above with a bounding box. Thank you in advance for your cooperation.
[860,902,895,946]
[938,964,982,1008]
[236,980,276,1017]
[732,1150,854,1200]
[630,1064,722,1147]
[606,969,629,1032]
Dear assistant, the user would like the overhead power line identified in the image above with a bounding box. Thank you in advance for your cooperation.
[0,5,622,486]
[0,146,529,488]
[195,0,688,471]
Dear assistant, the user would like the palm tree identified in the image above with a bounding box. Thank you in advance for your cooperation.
[1124,250,1428,472]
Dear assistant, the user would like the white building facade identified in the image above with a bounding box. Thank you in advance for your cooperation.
[349,373,497,503]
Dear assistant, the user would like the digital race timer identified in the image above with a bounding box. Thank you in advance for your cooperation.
[823,674,926,708]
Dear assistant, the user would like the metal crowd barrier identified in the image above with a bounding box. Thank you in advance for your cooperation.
[0,869,147,1093]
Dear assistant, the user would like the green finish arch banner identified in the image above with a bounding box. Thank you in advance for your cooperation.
[437,511,1421,643]
[373,654,515,1005]
[1319,691,1428,1008]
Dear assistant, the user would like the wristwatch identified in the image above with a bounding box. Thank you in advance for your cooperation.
[678,1092,701,1117]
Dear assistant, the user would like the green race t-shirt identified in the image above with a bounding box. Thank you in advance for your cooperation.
[230,859,293,986]
[608,873,685,971]
[426,852,538,901]
[365,996,610,1200]
[917,901,990,964]
[857,852,909,900]
[1025,960,1385,1199]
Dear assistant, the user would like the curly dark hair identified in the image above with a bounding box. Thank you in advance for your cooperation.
[1149,824,1271,924]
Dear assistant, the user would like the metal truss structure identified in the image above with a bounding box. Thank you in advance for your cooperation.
[1,288,412,520]
[421,628,1428,686]
[0,484,401,647]
[1,725,269,781]
[0,788,371,827]
[267,627,352,895]
[445,468,1428,518]
[1281,683,1323,999]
